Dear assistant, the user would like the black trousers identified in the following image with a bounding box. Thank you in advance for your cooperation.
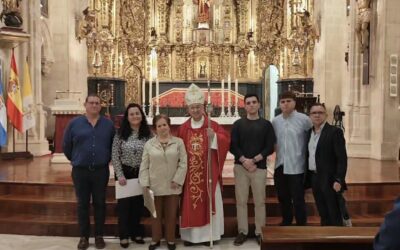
[311,172,343,226]
[116,165,144,240]
[117,195,144,240]
[274,166,307,225]
[71,167,110,238]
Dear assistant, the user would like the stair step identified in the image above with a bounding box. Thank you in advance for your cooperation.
[0,214,384,237]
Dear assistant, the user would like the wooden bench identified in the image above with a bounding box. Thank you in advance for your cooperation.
[261,226,378,250]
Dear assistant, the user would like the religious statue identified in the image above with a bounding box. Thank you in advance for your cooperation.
[193,0,211,24]
[0,0,22,28]
[199,61,206,78]
[355,0,372,53]
[77,7,96,42]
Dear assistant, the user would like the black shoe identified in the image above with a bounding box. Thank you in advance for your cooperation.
[120,238,129,248]
[255,234,261,245]
[149,241,160,250]
[132,236,145,244]
[233,233,247,246]
[183,241,194,246]
[77,237,89,250]
[167,242,176,250]
[94,236,106,249]
[279,222,292,226]
[202,241,218,246]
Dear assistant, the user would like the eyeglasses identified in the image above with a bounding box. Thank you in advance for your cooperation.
[245,100,258,105]
[87,102,100,105]
[310,111,325,115]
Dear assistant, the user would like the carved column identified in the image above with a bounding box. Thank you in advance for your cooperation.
[236,0,249,42]
[347,0,371,157]
[157,0,170,43]
[21,0,50,155]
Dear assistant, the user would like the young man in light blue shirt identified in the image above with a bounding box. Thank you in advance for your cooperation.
[272,91,312,226]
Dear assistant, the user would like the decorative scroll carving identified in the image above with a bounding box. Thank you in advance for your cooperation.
[256,0,285,67]
[235,0,249,41]
[174,0,184,43]
[157,0,170,43]
[158,46,171,79]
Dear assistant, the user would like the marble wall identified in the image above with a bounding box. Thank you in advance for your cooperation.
[41,0,88,138]
[314,0,400,160]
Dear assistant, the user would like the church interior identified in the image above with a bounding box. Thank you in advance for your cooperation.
[0,0,399,249]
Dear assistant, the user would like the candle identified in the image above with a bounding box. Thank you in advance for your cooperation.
[142,78,146,105]
[228,74,231,107]
[207,80,211,103]
[234,79,239,117]
[235,79,238,105]
[149,78,152,107]
[156,78,159,102]
[221,79,224,108]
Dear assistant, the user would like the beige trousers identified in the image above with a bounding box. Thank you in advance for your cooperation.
[234,164,267,235]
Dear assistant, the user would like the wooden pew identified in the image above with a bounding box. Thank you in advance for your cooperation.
[261,226,378,250]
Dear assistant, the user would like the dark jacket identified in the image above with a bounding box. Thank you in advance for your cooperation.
[374,197,400,250]
[304,123,347,190]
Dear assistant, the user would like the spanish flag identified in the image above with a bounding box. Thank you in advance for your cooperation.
[6,49,23,133]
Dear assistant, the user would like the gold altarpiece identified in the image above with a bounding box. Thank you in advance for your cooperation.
[78,0,317,104]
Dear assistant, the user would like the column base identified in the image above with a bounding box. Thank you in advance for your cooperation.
[347,141,371,158]
[51,153,70,164]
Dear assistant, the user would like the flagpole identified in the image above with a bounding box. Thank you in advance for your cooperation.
[12,127,15,152]
[25,130,28,152]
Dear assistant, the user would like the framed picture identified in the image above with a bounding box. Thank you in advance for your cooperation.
[41,0,48,18]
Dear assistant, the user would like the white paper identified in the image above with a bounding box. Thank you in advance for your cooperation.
[143,188,157,218]
[115,178,143,199]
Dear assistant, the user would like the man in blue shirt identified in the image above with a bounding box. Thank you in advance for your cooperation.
[272,91,312,226]
[63,94,115,250]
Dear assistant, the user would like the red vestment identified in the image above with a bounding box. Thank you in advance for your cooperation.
[177,117,230,228]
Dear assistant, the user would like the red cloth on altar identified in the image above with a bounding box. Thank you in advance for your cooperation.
[177,117,230,228]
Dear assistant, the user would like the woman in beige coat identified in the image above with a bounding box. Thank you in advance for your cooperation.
[139,114,187,250]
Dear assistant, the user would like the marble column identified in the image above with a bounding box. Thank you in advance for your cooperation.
[7,0,50,155]
[346,0,371,157]
[368,0,400,160]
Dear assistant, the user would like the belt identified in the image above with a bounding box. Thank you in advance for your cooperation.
[75,164,107,171]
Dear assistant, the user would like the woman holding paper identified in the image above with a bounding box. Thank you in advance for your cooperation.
[111,103,152,248]
[140,114,187,250]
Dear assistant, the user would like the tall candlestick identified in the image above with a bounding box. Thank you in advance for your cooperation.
[234,79,239,117]
[155,78,160,115]
[142,78,146,105]
[220,79,226,117]
[148,78,153,117]
[227,74,232,117]
[207,80,211,103]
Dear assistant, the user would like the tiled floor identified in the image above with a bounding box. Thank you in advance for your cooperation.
[0,234,260,250]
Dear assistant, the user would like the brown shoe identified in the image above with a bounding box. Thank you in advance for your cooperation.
[95,236,106,249]
[233,233,247,246]
[77,237,89,250]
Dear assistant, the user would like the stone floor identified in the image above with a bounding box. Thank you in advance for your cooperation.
[0,234,260,250]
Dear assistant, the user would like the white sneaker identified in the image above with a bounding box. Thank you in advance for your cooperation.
[343,218,352,227]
